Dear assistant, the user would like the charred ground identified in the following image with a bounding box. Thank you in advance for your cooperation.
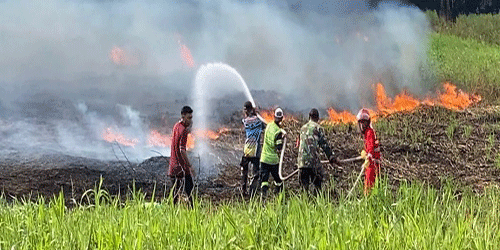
[1,105,500,204]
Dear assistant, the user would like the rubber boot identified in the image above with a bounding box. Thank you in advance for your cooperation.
[241,167,248,196]
[248,172,260,198]
[261,183,269,201]
[274,181,283,194]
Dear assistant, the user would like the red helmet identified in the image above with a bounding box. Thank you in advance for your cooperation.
[356,108,370,121]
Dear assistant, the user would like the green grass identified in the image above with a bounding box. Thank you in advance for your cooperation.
[428,33,500,101]
[425,11,500,102]
[0,180,499,249]
[427,11,500,47]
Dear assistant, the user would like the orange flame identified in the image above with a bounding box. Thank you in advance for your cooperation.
[376,83,420,114]
[438,82,482,110]
[187,134,195,149]
[109,46,139,66]
[326,82,481,124]
[105,128,223,150]
[326,108,357,124]
[147,130,171,147]
[217,127,231,134]
[102,127,139,147]
[147,130,197,149]
[178,40,195,68]
[192,129,220,140]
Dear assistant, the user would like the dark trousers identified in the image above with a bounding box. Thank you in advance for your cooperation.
[299,167,323,193]
[170,175,194,207]
[240,156,261,197]
[260,162,283,197]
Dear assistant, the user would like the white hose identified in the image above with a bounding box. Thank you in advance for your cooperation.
[346,161,367,198]
[278,135,299,181]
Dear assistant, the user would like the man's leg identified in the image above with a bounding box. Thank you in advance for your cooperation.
[299,168,311,192]
[364,164,377,195]
[170,177,182,205]
[269,164,283,194]
[184,175,194,208]
[260,163,271,198]
[312,166,324,195]
[240,157,249,195]
[248,158,261,198]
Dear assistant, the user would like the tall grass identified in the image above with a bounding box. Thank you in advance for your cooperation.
[428,33,500,101]
[0,179,498,249]
[426,11,500,102]
[427,11,500,47]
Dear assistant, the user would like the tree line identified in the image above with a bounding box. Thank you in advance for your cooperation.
[368,0,499,21]
[421,0,498,21]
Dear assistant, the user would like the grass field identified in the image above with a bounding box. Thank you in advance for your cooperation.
[428,33,500,100]
[426,11,500,102]
[0,180,499,249]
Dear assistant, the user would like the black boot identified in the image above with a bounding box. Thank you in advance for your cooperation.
[274,181,283,194]
[261,184,269,200]
[248,172,260,198]
[241,167,248,196]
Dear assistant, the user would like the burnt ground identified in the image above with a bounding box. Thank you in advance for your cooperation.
[1,105,500,204]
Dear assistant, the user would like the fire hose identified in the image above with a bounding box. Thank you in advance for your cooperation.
[278,132,365,182]
[278,135,299,181]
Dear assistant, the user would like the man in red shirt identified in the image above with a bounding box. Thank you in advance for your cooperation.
[356,108,381,195]
[168,106,195,207]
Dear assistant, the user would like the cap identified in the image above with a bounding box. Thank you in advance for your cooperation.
[274,108,284,118]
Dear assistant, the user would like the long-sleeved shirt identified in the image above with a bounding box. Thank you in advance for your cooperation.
[364,127,380,162]
[297,120,334,168]
[168,121,191,177]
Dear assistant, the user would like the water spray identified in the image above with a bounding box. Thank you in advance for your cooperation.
[193,62,259,178]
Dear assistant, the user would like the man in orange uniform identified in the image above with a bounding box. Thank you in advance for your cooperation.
[356,108,381,195]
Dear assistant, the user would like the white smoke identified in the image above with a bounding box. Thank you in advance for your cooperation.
[0,0,432,160]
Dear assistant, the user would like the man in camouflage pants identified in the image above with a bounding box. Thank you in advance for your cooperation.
[297,108,340,193]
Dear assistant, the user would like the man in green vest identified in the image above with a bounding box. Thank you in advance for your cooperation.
[297,108,340,194]
[260,107,286,198]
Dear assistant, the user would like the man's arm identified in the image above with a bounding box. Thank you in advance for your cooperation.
[179,129,195,176]
[274,130,285,152]
[317,127,338,164]
[256,113,268,126]
[364,129,376,160]
[180,149,194,176]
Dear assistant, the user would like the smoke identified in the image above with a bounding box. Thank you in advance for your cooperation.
[0,0,432,160]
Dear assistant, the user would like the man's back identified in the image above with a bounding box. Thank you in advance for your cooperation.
[242,115,265,158]
[260,121,281,165]
[297,120,330,168]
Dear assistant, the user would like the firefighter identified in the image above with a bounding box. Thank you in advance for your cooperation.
[240,101,266,197]
[259,107,286,199]
[297,108,340,194]
[356,108,381,195]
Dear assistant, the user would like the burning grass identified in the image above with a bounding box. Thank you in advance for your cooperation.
[429,33,500,102]
[325,82,481,125]
[215,105,500,196]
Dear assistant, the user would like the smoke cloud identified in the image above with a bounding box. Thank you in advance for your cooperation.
[0,0,432,160]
